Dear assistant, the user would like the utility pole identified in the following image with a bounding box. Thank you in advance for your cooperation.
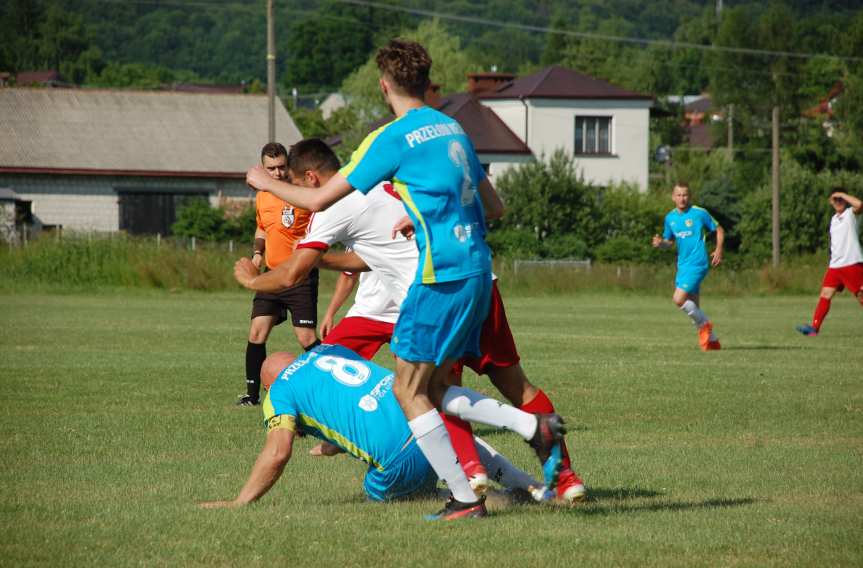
[267,0,276,143]
[771,105,780,268]
[727,104,733,161]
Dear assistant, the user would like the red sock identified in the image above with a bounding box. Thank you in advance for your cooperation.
[520,390,572,471]
[440,413,483,472]
[813,297,831,331]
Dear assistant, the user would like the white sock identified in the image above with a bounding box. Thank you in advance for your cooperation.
[441,386,538,441]
[408,409,477,503]
[680,300,709,327]
[474,436,541,492]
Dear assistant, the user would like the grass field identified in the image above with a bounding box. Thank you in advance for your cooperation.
[1,290,861,567]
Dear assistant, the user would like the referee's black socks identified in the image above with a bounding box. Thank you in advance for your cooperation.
[245,341,267,400]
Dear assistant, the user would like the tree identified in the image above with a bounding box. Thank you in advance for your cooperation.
[341,19,480,123]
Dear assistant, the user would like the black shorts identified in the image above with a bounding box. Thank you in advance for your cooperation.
[250,268,319,328]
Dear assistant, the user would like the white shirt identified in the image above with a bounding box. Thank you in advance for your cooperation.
[829,208,863,268]
[297,183,418,323]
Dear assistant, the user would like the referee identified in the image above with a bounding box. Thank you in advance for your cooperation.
[238,142,320,406]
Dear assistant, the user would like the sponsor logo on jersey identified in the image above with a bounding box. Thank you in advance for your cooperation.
[675,230,694,239]
[685,219,694,228]
[358,374,395,413]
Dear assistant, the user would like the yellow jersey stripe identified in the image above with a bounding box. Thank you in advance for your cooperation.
[339,113,409,179]
[393,179,436,284]
[262,392,276,421]
[299,413,385,472]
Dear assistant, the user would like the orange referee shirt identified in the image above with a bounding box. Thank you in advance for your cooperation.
[256,191,313,270]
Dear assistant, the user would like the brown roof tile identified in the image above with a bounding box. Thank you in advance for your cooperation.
[478,65,652,101]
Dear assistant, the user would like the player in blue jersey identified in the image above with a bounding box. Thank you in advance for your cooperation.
[652,182,725,351]
[242,40,560,519]
[200,345,564,514]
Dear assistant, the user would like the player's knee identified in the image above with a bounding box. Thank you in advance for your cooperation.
[249,328,269,343]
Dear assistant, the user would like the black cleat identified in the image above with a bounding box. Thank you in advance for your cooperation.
[424,495,488,521]
[236,394,260,407]
[528,413,566,463]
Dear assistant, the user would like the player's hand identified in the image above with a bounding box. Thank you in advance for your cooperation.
[200,500,241,509]
[392,216,415,240]
[319,315,336,339]
[246,165,272,192]
[651,234,662,248]
[251,253,263,269]
[234,257,258,288]
[711,249,723,267]
[309,441,344,457]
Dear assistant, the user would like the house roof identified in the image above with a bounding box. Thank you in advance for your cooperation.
[0,187,19,200]
[477,65,652,101]
[0,88,302,177]
[684,95,713,114]
[803,81,844,118]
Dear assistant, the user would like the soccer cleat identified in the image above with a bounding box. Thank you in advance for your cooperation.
[528,413,566,465]
[556,468,587,503]
[424,495,488,521]
[236,394,260,406]
[463,460,489,495]
[698,322,714,351]
[796,324,818,337]
[706,339,721,351]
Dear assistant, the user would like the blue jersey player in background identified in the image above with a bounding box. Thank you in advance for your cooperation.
[652,182,725,351]
[199,345,562,509]
[242,39,565,520]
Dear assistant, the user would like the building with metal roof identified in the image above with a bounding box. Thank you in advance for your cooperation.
[0,88,302,235]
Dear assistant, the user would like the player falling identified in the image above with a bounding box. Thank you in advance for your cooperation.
[797,189,863,336]
[652,182,725,351]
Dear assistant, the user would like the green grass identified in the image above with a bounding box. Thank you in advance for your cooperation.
[1,290,861,567]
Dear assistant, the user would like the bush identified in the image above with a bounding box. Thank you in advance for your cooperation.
[171,199,255,242]
[594,237,653,263]
[540,233,588,259]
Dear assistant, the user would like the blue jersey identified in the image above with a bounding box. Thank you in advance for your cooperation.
[663,206,719,270]
[340,106,492,284]
[262,344,412,473]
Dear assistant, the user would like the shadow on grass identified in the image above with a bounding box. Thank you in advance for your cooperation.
[573,492,757,517]
[723,345,804,351]
[471,424,590,438]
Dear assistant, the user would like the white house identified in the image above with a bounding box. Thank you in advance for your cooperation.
[0,88,302,235]
[472,67,653,190]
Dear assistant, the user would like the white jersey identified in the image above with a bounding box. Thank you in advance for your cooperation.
[828,208,863,268]
[344,271,401,323]
[297,183,418,322]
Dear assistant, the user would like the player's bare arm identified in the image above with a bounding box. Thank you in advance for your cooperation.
[320,272,358,338]
[234,248,322,293]
[831,191,862,214]
[477,178,505,221]
[247,165,354,212]
[711,226,725,267]
[318,250,371,273]
[200,427,294,509]
[652,234,673,249]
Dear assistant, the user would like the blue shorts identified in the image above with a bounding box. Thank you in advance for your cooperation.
[391,273,492,366]
[675,266,709,295]
[363,440,437,502]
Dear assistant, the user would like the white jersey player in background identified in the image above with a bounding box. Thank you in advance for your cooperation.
[797,189,863,336]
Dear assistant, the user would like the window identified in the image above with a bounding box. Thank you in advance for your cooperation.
[575,116,612,155]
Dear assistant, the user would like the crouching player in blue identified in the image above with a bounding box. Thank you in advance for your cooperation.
[200,345,563,512]
[652,182,725,351]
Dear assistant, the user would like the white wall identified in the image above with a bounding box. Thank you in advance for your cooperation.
[483,98,651,191]
[0,174,250,232]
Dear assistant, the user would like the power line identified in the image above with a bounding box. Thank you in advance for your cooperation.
[332,0,863,63]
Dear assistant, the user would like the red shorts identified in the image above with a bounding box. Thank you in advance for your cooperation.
[323,317,395,360]
[455,281,521,376]
[822,263,863,295]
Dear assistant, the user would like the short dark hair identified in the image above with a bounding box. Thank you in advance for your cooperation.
[287,138,341,176]
[375,39,431,98]
[673,181,690,191]
[261,142,288,160]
